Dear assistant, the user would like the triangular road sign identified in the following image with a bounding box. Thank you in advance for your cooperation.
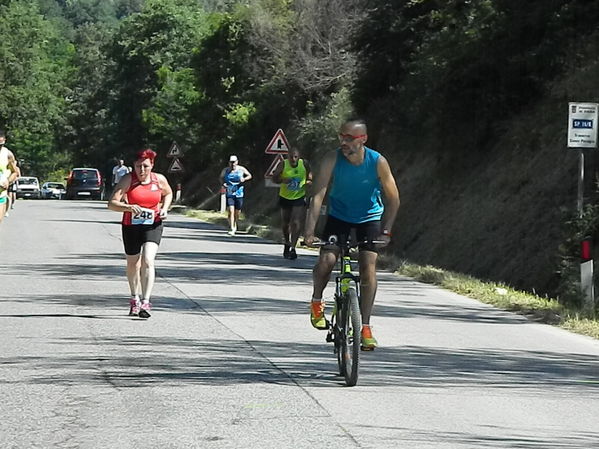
[167,141,183,158]
[168,158,185,173]
[264,154,285,178]
[265,129,290,154]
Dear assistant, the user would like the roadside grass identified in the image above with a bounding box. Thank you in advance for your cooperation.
[180,207,599,340]
[397,262,599,340]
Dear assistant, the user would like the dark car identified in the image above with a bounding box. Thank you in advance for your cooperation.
[65,168,105,200]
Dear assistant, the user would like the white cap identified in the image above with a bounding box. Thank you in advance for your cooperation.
[229,155,238,162]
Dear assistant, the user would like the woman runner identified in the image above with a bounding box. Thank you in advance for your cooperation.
[108,148,173,318]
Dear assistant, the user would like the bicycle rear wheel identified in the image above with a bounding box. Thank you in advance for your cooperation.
[340,287,362,386]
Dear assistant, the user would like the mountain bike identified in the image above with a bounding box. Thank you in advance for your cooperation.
[309,235,384,387]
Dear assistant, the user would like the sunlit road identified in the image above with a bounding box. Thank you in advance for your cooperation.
[1,199,598,448]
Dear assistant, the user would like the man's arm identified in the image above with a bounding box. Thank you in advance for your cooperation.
[303,151,336,244]
[304,159,313,187]
[377,156,400,237]
[272,161,284,184]
[241,166,252,182]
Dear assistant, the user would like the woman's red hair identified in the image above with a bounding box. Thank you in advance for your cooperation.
[136,148,157,163]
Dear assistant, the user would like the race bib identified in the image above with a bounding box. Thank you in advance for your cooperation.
[131,207,155,225]
[287,178,300,191]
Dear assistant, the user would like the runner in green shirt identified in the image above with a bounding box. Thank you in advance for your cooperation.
[273,148,312,259]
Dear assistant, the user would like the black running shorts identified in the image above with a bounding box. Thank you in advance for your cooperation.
[122,221,164,255]
[279,196,306,209]
[320,215,381,252]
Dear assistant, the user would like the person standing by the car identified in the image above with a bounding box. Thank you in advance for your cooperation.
[112,159,130,188]
[0,130,19,222]
[108,149,173,318]
[220,155,252,235]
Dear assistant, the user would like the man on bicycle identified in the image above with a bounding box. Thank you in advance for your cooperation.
[303,119,400,350]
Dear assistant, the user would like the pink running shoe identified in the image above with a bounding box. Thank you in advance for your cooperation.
[139,302,152,319]
[129,298,140,316]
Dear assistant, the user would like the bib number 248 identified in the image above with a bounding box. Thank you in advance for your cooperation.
[132,208,155,225]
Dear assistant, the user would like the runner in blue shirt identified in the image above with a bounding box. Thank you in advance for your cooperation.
[220,155,252,235]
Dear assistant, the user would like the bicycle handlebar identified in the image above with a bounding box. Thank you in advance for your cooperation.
[301,235,388,248]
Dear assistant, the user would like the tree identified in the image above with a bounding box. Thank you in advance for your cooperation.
[105,0,209,157]
[243,0,363,94]
[0,0,74,177]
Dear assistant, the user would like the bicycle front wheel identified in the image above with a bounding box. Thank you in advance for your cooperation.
[340,287,362,386]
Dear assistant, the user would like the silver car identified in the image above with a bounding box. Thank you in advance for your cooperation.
[15,176,41,199]
[41,182,66,199]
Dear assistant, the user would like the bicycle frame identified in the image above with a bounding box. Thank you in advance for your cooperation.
[336,249,360,303]
[327,245,360,342]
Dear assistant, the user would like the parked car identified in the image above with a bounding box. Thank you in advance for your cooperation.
[65,168,105,200]
[15,176,41,199]
[41,182,66,199]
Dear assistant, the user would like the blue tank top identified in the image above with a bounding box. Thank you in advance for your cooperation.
[329,147,383,223]
[224,167,244,198]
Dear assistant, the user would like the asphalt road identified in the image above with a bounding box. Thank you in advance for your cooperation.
[1,199,598,449]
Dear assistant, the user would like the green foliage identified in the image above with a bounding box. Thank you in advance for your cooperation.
[224,102,257,126]
[61,22,115,170]
[62,0,122,27]
[294,88,353,159]
[142,66,203,148]
[0,0,74,178]
[41,152,72,184]
[190,12,261,162]
[354,0,599,148]
[105,0,210,155]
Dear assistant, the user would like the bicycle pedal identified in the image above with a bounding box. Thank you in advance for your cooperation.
[326,332,334,343]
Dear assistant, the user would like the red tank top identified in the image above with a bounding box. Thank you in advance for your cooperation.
[122,172,162,225]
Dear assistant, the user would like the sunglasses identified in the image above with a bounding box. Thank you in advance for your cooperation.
[338,133,366,143]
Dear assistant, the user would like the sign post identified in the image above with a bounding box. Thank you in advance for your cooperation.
[568,102,598,312]
[167,141,184,203]
[264,129,289,188]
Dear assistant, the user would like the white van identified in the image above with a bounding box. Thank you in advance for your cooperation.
[16,176,41,199]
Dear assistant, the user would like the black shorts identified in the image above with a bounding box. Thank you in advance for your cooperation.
[279,196,306,209]
[8,183,16,193]
[226,196,243,210]
[320,215,381,252]
[122,221,164,255]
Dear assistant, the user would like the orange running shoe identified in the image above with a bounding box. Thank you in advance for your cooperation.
[361,325,378,351]
[310,301,328,330]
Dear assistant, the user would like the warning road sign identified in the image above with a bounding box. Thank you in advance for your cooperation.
[168,158,185,173]
[167,141,183,158]
[264,154,285,178]
[265,129,290,154]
